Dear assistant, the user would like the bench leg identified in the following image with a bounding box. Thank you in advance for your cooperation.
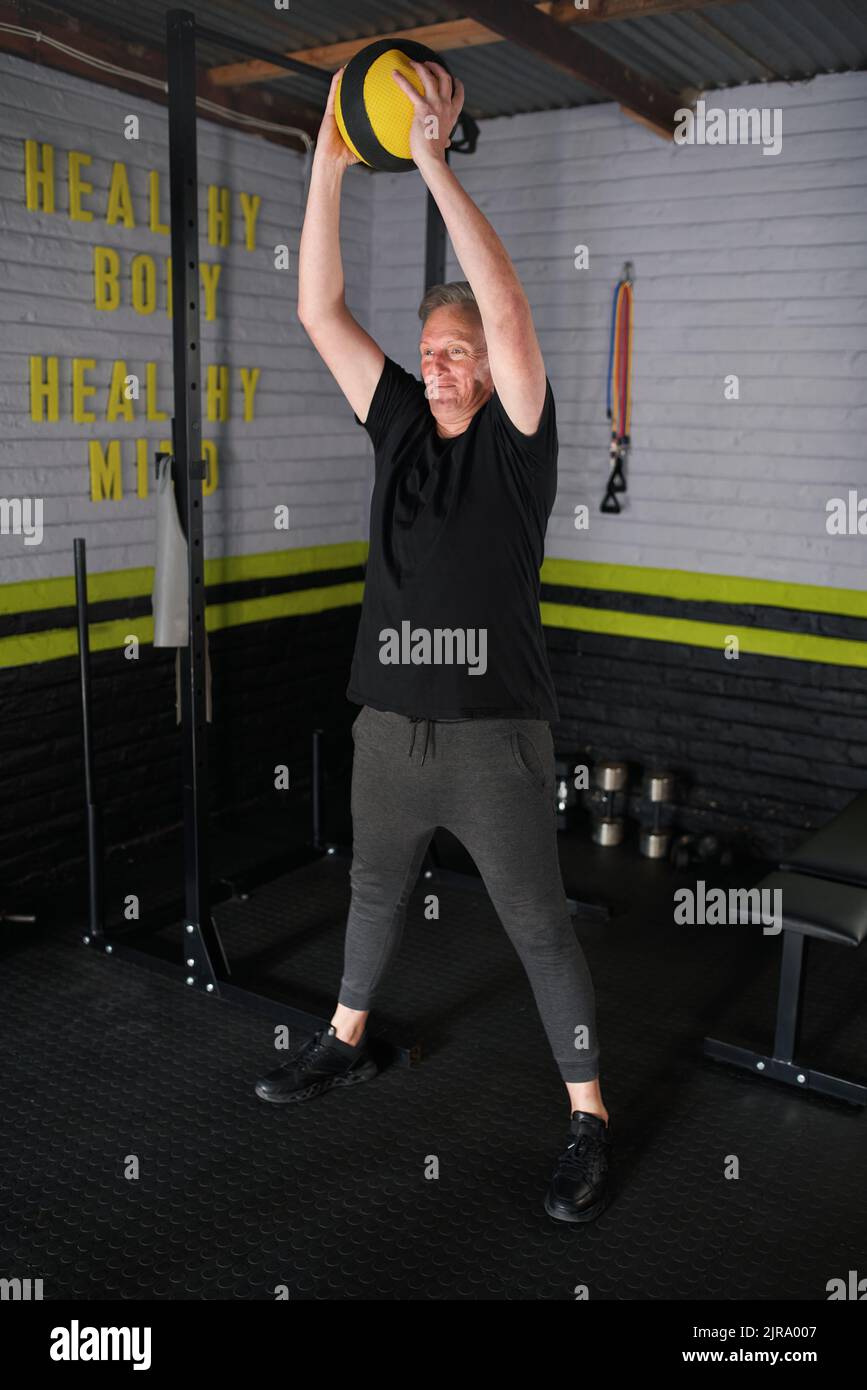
[774,929,806,1062]
[704,930,867,1106]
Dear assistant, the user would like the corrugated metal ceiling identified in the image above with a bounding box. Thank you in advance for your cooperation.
[28,0,867,119]
[587,0,867,95]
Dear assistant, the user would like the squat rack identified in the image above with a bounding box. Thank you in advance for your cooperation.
[74,9,485,1062]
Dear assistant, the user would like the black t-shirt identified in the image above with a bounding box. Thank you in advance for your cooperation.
[347,354,560,722]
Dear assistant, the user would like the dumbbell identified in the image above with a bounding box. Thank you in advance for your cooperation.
[637,770,676,859]
[585,761,629,846]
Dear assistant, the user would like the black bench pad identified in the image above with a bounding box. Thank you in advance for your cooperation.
[751,870,867,947]
[780,790,867,889]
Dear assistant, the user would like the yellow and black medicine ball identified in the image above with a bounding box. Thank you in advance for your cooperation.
[335,39,457,172]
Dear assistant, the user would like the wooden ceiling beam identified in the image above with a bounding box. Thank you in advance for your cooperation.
[455,0,682,136]
[207,0,745,87]
[206,12,552,87]
[554,0,746,20]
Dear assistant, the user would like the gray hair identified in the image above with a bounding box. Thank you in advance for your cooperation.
[418,280,481,326]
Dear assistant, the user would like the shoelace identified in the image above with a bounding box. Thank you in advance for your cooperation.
[283,1031,332,1071]
[560,1131,606,1182]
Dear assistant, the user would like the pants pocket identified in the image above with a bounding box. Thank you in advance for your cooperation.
[508,723,550,795]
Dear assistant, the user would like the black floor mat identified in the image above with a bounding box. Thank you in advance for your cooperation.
[2,831,866,1301]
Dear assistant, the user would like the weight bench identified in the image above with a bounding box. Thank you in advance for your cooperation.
[703,790,867,1106]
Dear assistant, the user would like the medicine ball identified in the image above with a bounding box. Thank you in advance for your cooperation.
[335,39,457,173]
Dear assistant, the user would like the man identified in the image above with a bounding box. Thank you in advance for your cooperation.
[255,60,612,1224]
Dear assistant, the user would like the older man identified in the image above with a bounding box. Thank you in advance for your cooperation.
[255,60,612,1225]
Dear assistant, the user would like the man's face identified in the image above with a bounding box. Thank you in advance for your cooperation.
[419,305,492,424]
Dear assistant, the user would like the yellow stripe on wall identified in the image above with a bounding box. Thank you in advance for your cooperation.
[0,582,365,670]
[206,582,363,632]
[541,557,867,620]
[541,603,867,669]
[0,541,369,617]
[4,548,865,620]
[6,591,862,671]
[1,546,866,670]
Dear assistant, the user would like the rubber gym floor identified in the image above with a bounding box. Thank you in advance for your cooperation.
[2,820,865,1302]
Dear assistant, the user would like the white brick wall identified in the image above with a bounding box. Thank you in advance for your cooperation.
[366,72,867,591]
[2,54,865,594]
[0,51,375,581]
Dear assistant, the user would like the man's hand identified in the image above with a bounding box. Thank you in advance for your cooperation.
[391,60,465,171]
[314,67,361,171]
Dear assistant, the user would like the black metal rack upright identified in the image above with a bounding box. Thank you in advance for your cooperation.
[71,10,425,1062]
[74,9,598,1069]
[166,9,223,998]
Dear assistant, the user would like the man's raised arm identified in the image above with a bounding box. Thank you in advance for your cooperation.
[392,60,547,438]
[297,69,384,426]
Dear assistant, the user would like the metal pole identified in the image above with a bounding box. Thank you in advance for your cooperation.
[68,9,419,1069]
[166,9,225,987]
[195,24,333,81]
[312,729,323,851]
[73,537,103,939]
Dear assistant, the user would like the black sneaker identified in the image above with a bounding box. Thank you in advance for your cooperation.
[254,1025,378,1104]
[544,1110,612,1223]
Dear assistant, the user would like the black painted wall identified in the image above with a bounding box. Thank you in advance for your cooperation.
[545,590,867,861]
[3,587,865,894]
[0,608,360,896]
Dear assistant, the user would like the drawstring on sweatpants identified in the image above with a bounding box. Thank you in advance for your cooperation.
[408,716,434,765]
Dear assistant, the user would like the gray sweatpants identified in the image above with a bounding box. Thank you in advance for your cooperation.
[338,705,600,1083]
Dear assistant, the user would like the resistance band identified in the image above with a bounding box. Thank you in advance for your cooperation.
[602,270,634,514]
